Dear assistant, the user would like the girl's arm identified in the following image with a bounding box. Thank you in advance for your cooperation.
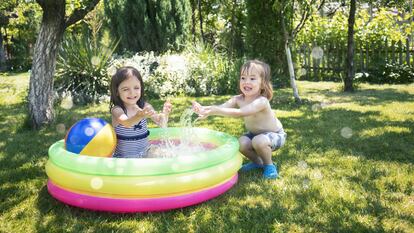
[112,105,154,128]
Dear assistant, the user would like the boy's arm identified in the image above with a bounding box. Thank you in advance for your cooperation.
[198,97,268,118]
[192,96,237,117]
[218,96,238,108]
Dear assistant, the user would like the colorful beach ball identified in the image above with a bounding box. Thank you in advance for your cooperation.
[65,118,116,157]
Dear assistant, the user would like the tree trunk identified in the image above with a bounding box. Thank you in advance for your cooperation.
[190,0,196,43]
[281,13,301,103]
[285,41,301,103]
[197,0,204,43]
[28,1,66,129]
[28,0,99,129]
[344,0,356,92]
[0,30,6,71]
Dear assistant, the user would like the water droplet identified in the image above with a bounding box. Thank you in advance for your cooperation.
[312,170,323,180]
[108,66,117,76]
[303,179,310,189]
[311,46,324,59]
[298,68,307,77]
[312,104,322,112]
[298,160,308,170]
[56,123,66,134]
[340,127,353,138]
[61,95,73,110]
[91,56,100,66]
[84,127,94,136]
[90,177,103,190]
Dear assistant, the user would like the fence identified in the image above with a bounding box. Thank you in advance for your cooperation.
[294,37,414,81]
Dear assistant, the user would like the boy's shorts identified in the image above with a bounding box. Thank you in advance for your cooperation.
[243,129,287,151]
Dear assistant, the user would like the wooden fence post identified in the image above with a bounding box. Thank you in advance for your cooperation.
[385,38,388,63]
[406,38,410,65]
[399,40,403,65]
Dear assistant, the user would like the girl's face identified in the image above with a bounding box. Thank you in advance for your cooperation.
[240,67,262,97]
[117,76,141,107]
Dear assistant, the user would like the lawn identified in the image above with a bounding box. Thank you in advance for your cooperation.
[0,72,413,233]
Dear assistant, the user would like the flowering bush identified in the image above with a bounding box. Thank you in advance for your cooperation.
[108,44,240,98]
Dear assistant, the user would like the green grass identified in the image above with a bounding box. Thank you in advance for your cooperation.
[0,72,413,232]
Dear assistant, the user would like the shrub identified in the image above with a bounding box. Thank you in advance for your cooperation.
[108,43,241,98]
[54,33,119,104]
[357,63,414,84]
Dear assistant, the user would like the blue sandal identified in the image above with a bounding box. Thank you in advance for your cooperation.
[239,162,264,172]
[263,164,278,179]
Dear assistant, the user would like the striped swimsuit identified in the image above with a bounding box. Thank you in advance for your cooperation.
[113,119,150,158]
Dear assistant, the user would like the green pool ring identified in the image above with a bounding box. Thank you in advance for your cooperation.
[48,127,239,176]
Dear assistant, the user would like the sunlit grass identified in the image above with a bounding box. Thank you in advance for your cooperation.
[0,73,413,232]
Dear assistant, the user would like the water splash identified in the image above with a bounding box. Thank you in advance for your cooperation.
[148,108,207,158]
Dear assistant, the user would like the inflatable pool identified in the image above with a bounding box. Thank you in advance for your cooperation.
[46,127,241,213]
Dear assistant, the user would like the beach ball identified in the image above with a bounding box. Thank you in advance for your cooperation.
[65,118,116,157]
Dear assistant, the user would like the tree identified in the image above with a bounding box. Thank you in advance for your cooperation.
[0,1,18,71]
[275,0,325,102]
[344,0,356,92]
[245,0,287,86]
[104,0,191,52]
[28,0,100,129]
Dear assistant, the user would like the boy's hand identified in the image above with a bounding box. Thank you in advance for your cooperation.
[162,100,172,115]
[192,101,210,119]
[192,101,202,114]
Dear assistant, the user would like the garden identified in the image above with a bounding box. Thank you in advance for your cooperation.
[0,1,413,232]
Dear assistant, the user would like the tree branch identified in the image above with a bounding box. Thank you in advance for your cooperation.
[64,0,100,28]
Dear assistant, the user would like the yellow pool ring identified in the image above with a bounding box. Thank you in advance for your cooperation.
[46,154,242,197]
[49,174,237,199]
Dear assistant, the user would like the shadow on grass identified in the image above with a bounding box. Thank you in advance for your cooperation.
[1,85,413,232]
[278,107,413,164]
[336,88,414,105]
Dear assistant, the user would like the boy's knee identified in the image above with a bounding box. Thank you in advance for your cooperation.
[238,137,252,151]
[252,135,270,149]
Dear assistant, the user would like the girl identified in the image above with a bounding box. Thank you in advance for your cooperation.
[192,60,286,179]
[110,66,172,158]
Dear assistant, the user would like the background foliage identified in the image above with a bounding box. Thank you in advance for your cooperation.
[0,1,41,70]
[1,0,413,98]
[245,0,288,87]
[108,43,241,98]
[104,0,191,53]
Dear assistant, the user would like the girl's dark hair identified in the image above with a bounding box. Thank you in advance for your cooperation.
[109,66,145,113]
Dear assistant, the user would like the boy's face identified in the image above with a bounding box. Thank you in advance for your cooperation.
[118,76,141,106]
[240,67,262,97]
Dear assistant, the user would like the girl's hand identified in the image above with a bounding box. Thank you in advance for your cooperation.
[141,105,155,118]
